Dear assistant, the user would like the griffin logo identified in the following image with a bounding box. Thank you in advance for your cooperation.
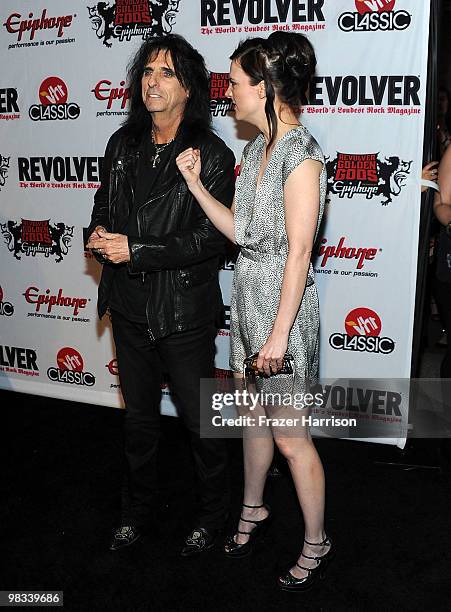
[1,219,74,262]
[325,152,412,206]
[0,155,10,191]
[87,0,181,47]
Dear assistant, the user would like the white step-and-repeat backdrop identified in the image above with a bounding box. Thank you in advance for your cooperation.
[0,1,430,445]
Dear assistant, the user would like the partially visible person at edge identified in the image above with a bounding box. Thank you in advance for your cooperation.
[438,87,451,157]
[433,144,451,378]
[177,31,331,592]
[86,34,235,555]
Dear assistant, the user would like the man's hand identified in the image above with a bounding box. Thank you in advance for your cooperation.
[87,228,130,264]
[87,225,107,243]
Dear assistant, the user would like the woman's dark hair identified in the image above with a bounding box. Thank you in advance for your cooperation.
[230,31,316,150]
[123,34,211,142]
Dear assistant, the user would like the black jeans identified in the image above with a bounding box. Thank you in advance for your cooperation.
[111,310,230,529]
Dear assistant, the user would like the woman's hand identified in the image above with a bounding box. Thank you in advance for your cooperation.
[257,332,289,377]
[422,161,439,192]
[176,148,201,186]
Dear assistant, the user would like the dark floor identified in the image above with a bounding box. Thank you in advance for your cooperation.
[2,316,451,611]
[1,383,451,612]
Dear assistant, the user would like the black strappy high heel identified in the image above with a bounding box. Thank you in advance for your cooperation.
[224,503,272,558]
[278,535,333,592]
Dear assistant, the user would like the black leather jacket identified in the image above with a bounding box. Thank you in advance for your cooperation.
[87,123,235,339]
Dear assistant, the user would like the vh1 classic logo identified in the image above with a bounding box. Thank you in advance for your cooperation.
[87,0,181,47]
[325,153,412,206]
[0,285,14,317]
[0,219,74,262]
[338,0,411,32]
[29,76,80,122]
[210,72,233,117]
[329,307,395,355]
[47,347,95,387]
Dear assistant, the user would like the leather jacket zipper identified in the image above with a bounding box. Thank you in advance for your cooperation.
[136,185,175,343]
[108,160,121,228]
[135,187,174,235]
[109,156,137,229]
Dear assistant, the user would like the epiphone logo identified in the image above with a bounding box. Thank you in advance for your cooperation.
[23,287,88,316]
[92,80,130,109]
[317,237,379,270]
[3,9,74,41]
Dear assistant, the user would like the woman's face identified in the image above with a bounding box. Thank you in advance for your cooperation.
[226,60,264,124]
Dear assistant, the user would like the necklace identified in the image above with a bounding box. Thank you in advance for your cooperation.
[150,130,174,168]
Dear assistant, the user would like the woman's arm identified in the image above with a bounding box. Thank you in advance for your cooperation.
[177,147,236,243]
[256,158,322,375]
[434,146,451,226]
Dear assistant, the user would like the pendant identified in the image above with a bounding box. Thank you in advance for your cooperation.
[151,153,160,168]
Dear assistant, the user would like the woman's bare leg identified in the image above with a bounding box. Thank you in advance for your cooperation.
[229,374,273,545]
[273,415,329,578]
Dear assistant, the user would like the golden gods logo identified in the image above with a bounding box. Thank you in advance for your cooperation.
[87,0,181,47]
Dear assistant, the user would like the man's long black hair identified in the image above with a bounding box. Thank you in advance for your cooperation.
[123,34,211,142]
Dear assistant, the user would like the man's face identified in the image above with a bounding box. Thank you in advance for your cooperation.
[141,50,189,118]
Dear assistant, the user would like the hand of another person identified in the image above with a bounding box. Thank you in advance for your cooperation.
[176,148,201,185]
[421,161,439,192]
[257,333,289,377]
[87,229,130,264]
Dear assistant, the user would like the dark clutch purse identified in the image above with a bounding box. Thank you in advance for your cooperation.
[243,353,295,392]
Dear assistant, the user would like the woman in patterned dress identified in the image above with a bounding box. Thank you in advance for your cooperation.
[176,32,332,591]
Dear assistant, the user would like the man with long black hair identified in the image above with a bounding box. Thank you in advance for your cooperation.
[86,34,234,555]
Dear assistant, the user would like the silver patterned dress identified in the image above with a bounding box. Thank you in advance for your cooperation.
[230,125,327,394]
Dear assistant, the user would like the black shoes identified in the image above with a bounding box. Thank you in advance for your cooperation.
[278,536,334,592]
[109,525,143,551]
[180,526,219,557]
[224,503,272,558]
